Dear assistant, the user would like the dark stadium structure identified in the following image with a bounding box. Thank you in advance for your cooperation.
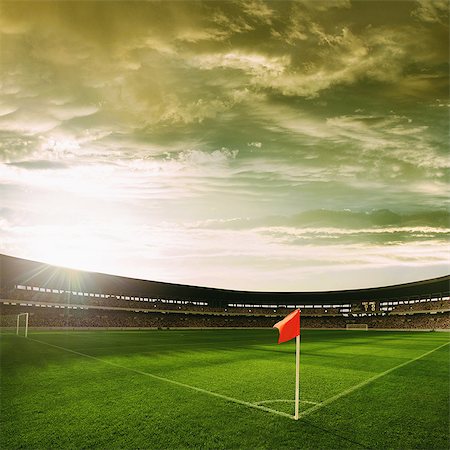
[1,254,449,330]
[2,254,449,305]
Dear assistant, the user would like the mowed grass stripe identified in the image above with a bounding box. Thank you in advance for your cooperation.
[27,337,295,420]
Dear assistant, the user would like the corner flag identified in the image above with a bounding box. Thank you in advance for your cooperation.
[273,309,300,343]
[273,309,301,420]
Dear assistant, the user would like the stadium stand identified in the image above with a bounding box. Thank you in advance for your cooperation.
[1,303,448,330]
[390,299,449,313]
[1,254,449,331]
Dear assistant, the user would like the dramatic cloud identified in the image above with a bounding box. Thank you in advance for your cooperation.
[0,0,448,290]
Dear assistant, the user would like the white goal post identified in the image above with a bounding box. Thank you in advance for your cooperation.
[346,323,368,331]
[16,313,29,337]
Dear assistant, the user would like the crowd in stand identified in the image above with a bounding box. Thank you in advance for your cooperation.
[0,305,276,328]
[2,287,449,330]
[367,314,449,329]
[4,289,346,315]
[391,299,449,313]
[1,303,448,330]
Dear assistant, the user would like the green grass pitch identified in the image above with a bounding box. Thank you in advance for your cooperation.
[1,329,449,449]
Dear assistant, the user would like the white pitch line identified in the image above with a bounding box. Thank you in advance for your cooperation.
[27,337,294,420]
[25,337,450,422]
[298,340,450,419]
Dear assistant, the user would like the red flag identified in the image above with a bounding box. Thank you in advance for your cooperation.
[273,309,300,344]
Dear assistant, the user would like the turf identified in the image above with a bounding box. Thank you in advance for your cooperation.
[1,329,449,449]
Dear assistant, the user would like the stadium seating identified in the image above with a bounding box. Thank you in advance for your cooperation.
[1,286,449,331]
[1,303,448,330]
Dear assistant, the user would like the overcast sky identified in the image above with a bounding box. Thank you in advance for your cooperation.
[0,0,448,291]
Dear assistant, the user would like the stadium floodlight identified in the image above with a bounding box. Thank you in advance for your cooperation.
[16,313,29,337]
[346,323,368,331]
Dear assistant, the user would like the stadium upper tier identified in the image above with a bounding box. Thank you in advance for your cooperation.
[1,254,449,307]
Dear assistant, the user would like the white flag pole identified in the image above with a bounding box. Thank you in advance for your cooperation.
[294,333,300,420]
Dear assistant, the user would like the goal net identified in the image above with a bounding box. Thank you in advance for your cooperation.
[346,323,368,331]
[0,313,29,336]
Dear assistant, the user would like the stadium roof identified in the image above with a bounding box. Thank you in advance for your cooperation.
[1,254,449,306]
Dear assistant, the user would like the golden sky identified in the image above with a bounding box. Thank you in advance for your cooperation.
[0,1,448,290]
